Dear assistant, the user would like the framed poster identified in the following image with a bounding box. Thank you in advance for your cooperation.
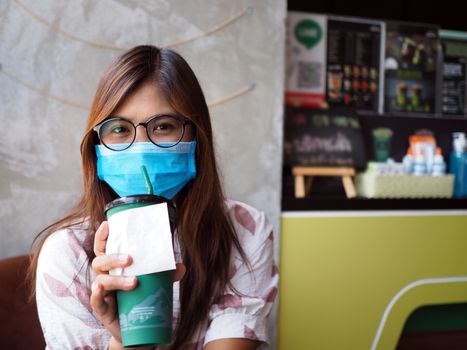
[285,12,328,108]
[326,16,385,113]
[440,30,467,116]
[384,21,439,114]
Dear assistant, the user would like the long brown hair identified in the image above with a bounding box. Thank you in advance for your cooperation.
[28,45,246,348]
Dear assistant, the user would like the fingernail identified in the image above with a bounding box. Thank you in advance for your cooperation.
[91,281,98,292]
[124,277,135,285]
[118,255,129,262]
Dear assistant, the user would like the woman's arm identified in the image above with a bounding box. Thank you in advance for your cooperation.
[35,227,113,348]
[201,202,279,349]
[108,336,156,350]
[204,338,260,350]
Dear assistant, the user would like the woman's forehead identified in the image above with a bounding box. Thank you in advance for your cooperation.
[112,82,175,121]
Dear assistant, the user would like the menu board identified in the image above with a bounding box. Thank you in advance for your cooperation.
[384,22,439,114]
[326,17,384,113]
[442,56,466,115]
[283,107,366,169]
[440,30,467,115]
[285,12,328,108]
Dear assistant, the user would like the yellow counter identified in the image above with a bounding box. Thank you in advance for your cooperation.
[278,211,467,350]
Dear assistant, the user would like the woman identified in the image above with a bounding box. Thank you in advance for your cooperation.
[29,45,278,349]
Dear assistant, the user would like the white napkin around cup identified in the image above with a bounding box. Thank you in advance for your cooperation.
[106,202,176,276]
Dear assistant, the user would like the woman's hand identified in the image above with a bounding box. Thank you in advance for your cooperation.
[90,221,186,349]
[90,221,136,343]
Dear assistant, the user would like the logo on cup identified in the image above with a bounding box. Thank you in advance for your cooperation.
[120,287,172,331]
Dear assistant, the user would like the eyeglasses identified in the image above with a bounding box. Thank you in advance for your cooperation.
[93,114,192,151]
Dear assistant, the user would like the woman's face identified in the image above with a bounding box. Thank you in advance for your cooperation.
[110,82,195,144]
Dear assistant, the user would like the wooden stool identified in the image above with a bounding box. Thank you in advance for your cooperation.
[292,166,357,199]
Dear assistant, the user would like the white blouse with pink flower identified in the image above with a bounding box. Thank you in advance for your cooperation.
[36,200,278,349]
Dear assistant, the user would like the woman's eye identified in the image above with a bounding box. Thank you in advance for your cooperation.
[151,123,177,134]
[110,126,129,134]
[153,123,175,133]
[148,116,183,138]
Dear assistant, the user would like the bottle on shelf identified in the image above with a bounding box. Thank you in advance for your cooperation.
[432,147,446,176]
[449,132,466,198]
[413,148,427,176]
[402,147,414,174]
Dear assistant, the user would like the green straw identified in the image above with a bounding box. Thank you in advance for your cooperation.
[140,165,153,195]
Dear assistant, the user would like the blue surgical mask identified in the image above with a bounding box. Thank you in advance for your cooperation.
[95,141,197,199]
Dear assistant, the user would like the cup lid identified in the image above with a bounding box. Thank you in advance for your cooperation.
[104,194,174,213]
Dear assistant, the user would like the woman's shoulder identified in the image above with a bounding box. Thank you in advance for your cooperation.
[224,199,274,252]
[38,219,90,268]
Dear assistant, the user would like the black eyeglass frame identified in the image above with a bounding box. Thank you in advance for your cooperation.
[93,113,193,151]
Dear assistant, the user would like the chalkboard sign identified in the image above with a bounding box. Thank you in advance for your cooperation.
[283,107,367,169]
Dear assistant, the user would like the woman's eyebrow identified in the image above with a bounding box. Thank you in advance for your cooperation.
[110,111,178,119]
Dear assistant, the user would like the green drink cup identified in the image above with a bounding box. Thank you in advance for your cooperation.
[105,194,176,347]
[372,127,393,162]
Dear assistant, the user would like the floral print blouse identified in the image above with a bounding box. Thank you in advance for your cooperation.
[36,200,278,349]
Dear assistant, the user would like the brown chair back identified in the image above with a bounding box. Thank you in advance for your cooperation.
[0,255,45,349]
